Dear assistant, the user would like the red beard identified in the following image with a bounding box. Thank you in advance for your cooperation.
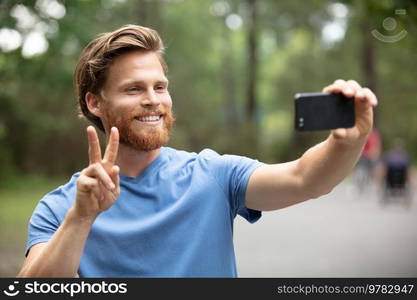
[105,107,175,151]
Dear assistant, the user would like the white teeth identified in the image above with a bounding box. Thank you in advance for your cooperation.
[137,115,161,122]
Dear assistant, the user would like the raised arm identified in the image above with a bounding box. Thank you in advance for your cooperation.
[246,79,378,211]
[17,126,120,277]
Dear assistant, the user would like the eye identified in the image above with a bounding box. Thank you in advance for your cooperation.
[126,86,142,93]
[155,85,167,92]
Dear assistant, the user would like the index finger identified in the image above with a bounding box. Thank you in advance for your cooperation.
[103,127,119,164]
[87,126,102,164]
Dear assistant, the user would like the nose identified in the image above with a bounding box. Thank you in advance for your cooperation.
[141,88,161,107]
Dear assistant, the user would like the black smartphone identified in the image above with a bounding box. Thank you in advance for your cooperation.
[294,92,355,131]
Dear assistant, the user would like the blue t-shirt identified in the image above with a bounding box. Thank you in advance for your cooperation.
[26,147,264,277]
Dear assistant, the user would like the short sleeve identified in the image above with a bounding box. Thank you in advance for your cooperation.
[203,150,265,223]
[25,200,61,256]
[24,177,77,256]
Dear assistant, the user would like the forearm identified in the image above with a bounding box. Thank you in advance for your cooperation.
[17,206,95,277]
[298,133,367,198]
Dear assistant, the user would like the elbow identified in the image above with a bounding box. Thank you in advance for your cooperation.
[299,177,334,199]
[16,264,53,278]
[16,267,30,278]
[16,264,39,278]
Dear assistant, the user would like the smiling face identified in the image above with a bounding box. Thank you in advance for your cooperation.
[95,50,174,151]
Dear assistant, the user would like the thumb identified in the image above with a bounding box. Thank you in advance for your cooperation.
[110,165,120,193]
[331,128,347,139]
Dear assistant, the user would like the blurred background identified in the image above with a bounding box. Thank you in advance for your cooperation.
[0,0,416,277]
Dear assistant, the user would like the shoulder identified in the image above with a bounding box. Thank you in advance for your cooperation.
[46,173,80,199]
[163,147,221,164]
[163,147,219,158]
[162,147,232,177]
[163,147,262,171]
[35,173,80,218]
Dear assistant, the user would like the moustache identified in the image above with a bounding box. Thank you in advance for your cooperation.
[130,108,171,119]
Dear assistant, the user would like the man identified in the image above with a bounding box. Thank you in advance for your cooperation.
[382,139,411,203]
[354,127,381,194]
[18,25,378,277]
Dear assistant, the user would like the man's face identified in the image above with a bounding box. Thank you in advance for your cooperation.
[99,50,174,151]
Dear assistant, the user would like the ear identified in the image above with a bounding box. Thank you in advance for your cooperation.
[85,92,102,118]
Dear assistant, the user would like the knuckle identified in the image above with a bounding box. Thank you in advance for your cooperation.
[77,177,96,190]
[362,87,372,94]
[348,80,361,89]
[77,173,89,183]
[91,162,102,171]
[86,181,97,189]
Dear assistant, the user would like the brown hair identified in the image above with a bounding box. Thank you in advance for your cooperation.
[74,24,166,131]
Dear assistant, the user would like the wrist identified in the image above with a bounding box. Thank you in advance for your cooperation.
[328,132,367,152]
[67,206,97,226]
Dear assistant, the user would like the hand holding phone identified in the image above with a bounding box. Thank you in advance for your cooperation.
[294,92,355,131]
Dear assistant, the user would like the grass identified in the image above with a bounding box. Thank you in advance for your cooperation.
[0,175,66,277]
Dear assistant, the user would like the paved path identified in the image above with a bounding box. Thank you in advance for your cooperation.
[233,178,417,277]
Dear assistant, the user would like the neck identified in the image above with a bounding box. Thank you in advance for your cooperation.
[116,143,161,178]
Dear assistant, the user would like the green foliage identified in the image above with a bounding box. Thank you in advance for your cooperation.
[0,175,65,276]
[0,0,416,180]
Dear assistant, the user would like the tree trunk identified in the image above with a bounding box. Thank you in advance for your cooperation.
[361,19,378,128]
[246,0,258,123]
[222,24,238,129]
[245,0,259,156]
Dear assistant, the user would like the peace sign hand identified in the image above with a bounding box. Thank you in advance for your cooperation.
[74,126,120,220]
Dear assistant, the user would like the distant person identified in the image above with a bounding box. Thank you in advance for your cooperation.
[382,139,411,202]
[363,128,381,168]
[354,127,381,193]
[18,25,378,277]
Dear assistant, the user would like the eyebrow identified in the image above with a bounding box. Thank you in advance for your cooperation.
[119,79,169,88]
